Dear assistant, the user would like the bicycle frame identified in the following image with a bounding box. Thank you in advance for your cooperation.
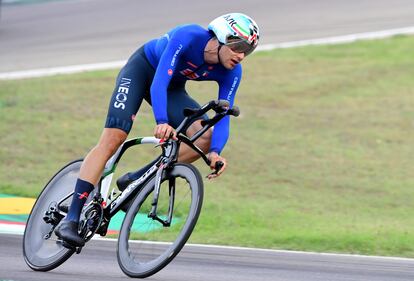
[84,99,238,233]
[98,137,163,218]
[25,98,240,272]
[98,133,211,217]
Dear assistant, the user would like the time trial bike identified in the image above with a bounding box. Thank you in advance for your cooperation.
[23,99,239,278]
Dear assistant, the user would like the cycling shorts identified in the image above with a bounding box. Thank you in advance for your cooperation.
[104,46,207,134]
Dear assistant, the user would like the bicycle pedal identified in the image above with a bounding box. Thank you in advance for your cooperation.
[58,240,82,253]
[75,246,82,254]
[96,220,109,237]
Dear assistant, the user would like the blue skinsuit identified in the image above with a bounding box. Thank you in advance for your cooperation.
[106,24,242,154]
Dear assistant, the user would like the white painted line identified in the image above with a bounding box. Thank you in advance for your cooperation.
[3,231,414,262]
[0,223,25,235]
[0,60,126,80]
[91,236,414,262]
[256,25,414,51]
[1,26,414,81]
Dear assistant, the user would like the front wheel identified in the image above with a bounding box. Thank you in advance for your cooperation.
[117,163,204,278]
[23,160,83,271]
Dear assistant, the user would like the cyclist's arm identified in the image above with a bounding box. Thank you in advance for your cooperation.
[209,64,242,155]
[150,37,186,125]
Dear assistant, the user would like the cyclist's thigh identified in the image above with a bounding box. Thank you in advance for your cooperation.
[105,47,154,134]
[166,87,208,132]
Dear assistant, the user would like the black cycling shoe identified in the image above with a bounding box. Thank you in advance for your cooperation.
[116,173,139,212]
[116,172,135,192]
[54,220,85,247]
[117,159,160,192]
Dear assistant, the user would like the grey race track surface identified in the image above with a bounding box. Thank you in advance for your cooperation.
[1,234,414,281]
[1,0,414,72]
[2,1,414,280]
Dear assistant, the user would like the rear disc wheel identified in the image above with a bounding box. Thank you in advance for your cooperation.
[23,160,83,271]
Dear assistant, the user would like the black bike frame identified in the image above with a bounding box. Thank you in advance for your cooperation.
[93,99,238,225]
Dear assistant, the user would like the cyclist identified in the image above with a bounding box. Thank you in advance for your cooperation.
[55,13,260,247]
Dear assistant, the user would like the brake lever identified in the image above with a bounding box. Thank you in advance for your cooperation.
[154,139,166,148]
[153,132,177,149]
[206,161,224,178]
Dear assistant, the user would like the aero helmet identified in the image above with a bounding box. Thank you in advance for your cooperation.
[208,13,260,55]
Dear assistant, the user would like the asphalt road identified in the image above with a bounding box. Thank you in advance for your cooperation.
[2,1,414,280]
[1,0,414,72]
[1,234,414,281]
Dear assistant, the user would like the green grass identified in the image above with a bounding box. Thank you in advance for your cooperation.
[1,35,414,257]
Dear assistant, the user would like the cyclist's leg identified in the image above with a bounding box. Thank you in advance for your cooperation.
[165,86,211,163]
[55,46,154,246]
[179,119,211,163]
[79,128,128,185]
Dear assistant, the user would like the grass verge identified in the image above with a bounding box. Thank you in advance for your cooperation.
[1,35,414,256]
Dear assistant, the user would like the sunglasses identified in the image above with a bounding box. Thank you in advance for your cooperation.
[225,36,256,56]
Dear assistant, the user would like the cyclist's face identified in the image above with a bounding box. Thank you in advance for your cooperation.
[220,45,245,70]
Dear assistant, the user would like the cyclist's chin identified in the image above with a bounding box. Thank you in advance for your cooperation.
[221,61,236,70]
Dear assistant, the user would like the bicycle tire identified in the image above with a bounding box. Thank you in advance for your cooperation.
[117,163,203,278]
[23,159,83,271]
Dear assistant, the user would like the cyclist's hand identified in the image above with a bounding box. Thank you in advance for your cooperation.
[154,123,177,141]
[207,152,227,180]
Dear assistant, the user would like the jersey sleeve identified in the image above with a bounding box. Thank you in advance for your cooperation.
[209,64,242,154]
[150,36,186,124]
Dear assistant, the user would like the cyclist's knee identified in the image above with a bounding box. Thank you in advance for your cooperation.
[97,128,127,156]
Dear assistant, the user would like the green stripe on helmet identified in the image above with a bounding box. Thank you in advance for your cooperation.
[234,23,250,37]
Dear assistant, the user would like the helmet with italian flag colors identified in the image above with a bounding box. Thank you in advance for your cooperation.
[208,13,260,56]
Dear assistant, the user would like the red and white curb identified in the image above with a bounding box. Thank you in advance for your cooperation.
[0,221,26,235]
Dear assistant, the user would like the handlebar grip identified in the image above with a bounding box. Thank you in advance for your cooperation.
[211,100,230,114]
[183,100,228,119]
[216,99,230,108]
[214,161,224,173]
[227,106,240,117]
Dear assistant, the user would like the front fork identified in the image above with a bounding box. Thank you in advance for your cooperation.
[148,163,176,227]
